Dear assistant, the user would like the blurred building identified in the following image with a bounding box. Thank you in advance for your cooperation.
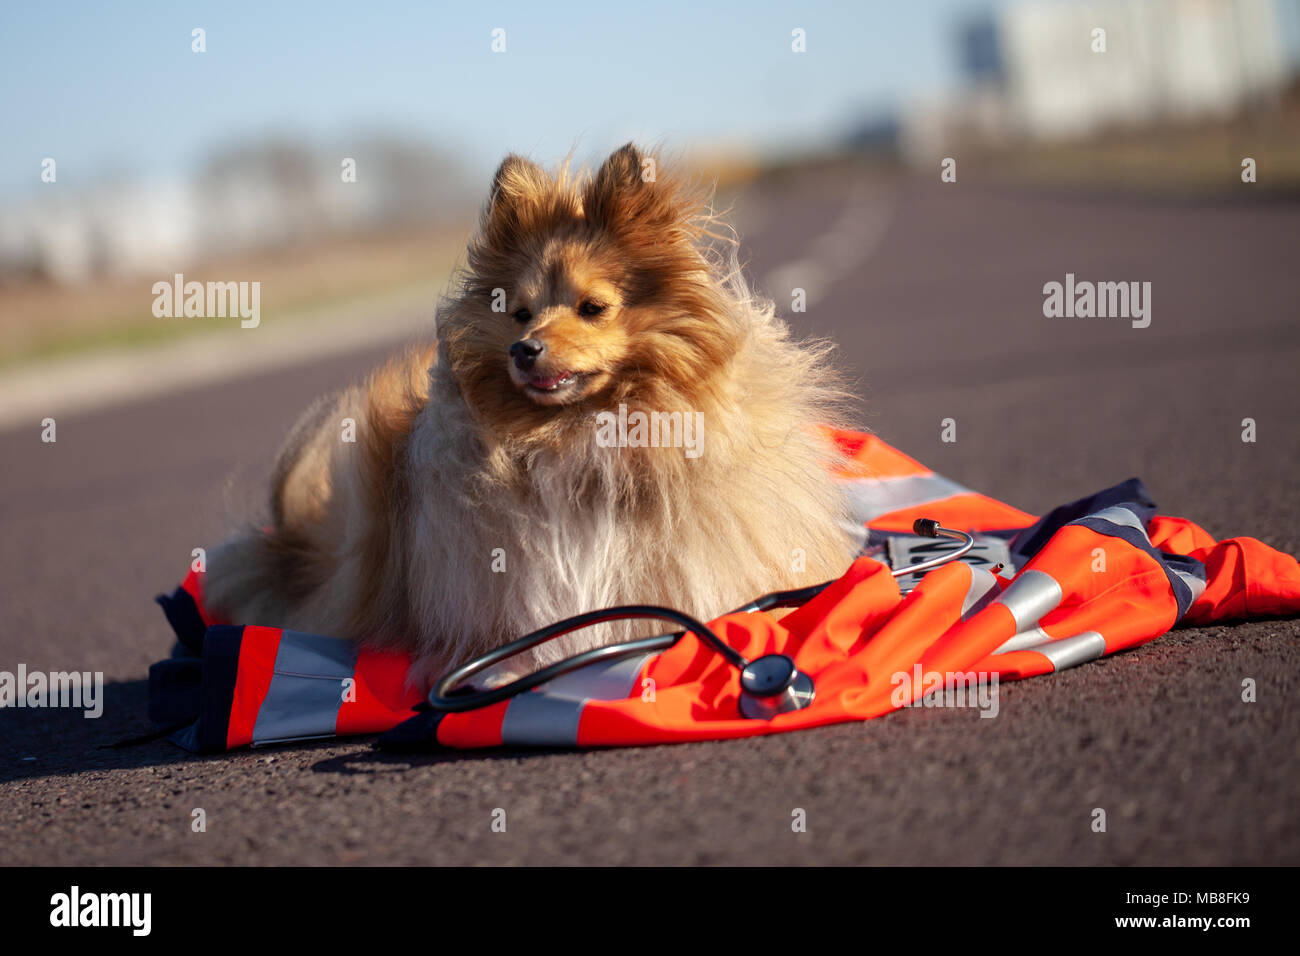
[0,180,200,284]
[0,135,473,285]
[1003,0,1290,136]
[900,0,1297,164]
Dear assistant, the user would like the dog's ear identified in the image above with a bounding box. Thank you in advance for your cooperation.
[486,153,548,226]
[594,143,646,192]
[586,143,664,227]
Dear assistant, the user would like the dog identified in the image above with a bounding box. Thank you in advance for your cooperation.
[203,143,860,686]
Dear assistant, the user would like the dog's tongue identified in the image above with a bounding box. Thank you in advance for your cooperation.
[529,372,572,390]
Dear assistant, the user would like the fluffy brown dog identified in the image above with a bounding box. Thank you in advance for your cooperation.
[203,144,859,684]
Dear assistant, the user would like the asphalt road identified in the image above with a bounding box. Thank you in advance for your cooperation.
[1,164,1297,865]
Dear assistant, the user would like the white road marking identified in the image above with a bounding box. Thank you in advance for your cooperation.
[764,181,900,310]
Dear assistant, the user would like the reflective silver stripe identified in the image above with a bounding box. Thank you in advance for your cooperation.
[500,693,584,746]
[272,630,357,677]
[961,566,1001,619]
[1037,631,1106,670]
[993,629,1106,670]
[992,569,1062,631]
[843,474,971,522]
[252,631,356,745]
[1090,505,1149,541]
[500,652,650,747]
[1172,568,1207,605]
[994,624,1052,654]
[252,674,346,745]
[540,652,649,702]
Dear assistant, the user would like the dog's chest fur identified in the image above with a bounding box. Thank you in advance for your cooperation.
[393,384,854,679]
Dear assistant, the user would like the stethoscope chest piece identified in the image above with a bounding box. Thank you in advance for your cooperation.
[738,654,816,720]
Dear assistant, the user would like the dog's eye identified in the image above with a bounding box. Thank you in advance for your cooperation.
[512,308,532,323]
[578,301,606,318]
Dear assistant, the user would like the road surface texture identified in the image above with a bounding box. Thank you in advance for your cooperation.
[2,164,1297,865]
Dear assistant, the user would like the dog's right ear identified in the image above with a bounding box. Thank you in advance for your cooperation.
[586,143,653,227]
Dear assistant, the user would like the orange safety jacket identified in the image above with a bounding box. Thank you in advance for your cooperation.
[150,428,1300,752]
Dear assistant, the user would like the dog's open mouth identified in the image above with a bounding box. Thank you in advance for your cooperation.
[522,370,591,403]
[526,370,578,391]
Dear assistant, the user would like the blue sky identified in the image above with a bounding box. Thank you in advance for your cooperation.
[0,0,1005,202]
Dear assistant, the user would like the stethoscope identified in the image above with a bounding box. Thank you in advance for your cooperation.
[428,518,975,720]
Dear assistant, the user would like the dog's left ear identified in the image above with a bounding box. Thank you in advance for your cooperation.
[595,143,647,189]
[586,143,664,227]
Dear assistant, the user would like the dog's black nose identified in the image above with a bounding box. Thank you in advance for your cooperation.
[510,338,544,371]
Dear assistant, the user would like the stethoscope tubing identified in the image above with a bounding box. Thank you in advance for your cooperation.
[428,519,975,714]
